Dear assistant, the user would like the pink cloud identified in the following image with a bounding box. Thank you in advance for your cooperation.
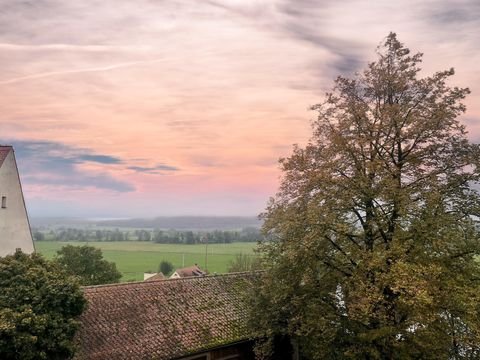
[1,0,479,217]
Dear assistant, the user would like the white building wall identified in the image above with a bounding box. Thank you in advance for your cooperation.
[144,272,156,280]
[0,150,34,256]
[170,271,180,279]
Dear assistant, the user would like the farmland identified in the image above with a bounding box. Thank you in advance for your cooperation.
[35,241,258,282]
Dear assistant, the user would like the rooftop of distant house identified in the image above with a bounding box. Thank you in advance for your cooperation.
[172,264,206,278]
[74,272,257,360]
[144,272,166,281]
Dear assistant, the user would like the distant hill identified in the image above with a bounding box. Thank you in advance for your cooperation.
[30,216,262,230]
[97,216,262,230]
[30,217,93,228]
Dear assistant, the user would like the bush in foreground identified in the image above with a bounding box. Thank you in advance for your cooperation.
[0,250,86,359]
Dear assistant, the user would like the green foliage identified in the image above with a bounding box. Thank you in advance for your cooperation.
[158,260,174,275]
[32,230,45,241]
[55,245,122,286]
[227,253,263,273]
[0,250,86,359]
[252,33,480,359]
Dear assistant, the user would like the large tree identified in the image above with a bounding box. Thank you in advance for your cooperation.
[55,245,122,285]
[0,250,86,359]
[252,33,480,359]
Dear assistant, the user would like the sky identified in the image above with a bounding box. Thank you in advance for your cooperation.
[1,0,479,218]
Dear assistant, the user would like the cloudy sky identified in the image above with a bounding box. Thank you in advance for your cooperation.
[1,0,479,218]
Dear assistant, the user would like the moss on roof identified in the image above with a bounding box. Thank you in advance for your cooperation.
[74,272,256,360]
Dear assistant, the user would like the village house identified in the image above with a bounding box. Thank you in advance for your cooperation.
[0,145,34,257]
[144,272,167,281]
[170,264,206,279]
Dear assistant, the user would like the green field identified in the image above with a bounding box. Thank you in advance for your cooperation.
[34,241,258,282]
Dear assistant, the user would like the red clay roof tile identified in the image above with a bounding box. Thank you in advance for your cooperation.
[74,272,256,360]
[144,272,166,281]
[174,265,206,277]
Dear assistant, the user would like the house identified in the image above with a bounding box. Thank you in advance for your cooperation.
[0,145,34,257]
[143,272,166,281]
[74,273,258,360]
[170,264,206,279]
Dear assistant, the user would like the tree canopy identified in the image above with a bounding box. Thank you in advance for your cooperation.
[0,250,86,359]
[252,33,480,359]
[55,245,122,286]
[158,260,174,276]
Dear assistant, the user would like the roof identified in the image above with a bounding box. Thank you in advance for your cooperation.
[74,272,256,360]
[174,265,206,277]
[144,272,166,281]
[0,146,12,168]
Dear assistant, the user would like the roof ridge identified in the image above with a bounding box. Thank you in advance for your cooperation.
[82,271,258,290]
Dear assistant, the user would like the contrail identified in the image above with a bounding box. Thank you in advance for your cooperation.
[0,59,163,85]
[0,43,150,52]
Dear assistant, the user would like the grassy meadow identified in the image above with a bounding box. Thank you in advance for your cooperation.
[35,241,258,282]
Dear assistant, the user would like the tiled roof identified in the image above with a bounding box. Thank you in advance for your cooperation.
[174,265,206,277]
[0,146,12,168]
[74,272,256,360]
[144,272,166,281]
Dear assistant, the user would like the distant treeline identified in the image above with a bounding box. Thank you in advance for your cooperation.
[96,216,262,230]
[30,216,261,230]
[32,227,262,243]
